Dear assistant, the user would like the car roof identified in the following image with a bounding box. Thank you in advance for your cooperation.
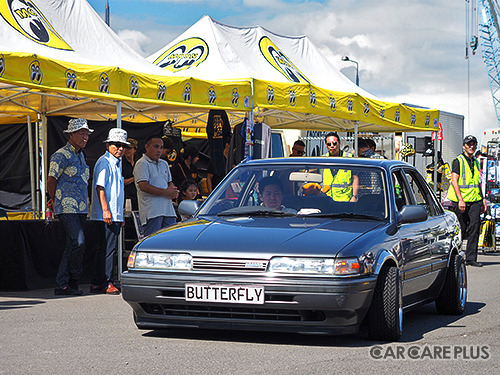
[241,157,411,171]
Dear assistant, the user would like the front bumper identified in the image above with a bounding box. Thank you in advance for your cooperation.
[121,271,377,335]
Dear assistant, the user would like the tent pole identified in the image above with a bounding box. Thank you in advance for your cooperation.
[35,117,41,218]
[354,121,359,156]
[27,116,36,219]
[117,102,123,281]
[248,79,254,159]
[40,114,47,218]
[433,132,438,195]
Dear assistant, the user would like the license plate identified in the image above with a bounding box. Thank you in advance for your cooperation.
[185,283,265,304]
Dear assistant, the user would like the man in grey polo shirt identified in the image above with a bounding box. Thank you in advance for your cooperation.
[134,135,179,236]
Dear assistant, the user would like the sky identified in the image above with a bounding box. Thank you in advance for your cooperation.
[87,0,498,142]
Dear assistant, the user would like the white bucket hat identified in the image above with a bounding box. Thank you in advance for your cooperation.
[64,118,94,133]
[104,128,130,145]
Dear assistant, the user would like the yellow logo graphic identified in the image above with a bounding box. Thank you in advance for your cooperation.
[259,36,310,84]
[0,0,73,50]
[153,37,209,72]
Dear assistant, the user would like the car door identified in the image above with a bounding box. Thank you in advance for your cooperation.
[402,167,450,299]
[403,167,447,302]
[391,169,432,306]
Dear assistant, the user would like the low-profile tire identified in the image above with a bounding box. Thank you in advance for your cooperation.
[368,266,402,341]
[435,252,467,315]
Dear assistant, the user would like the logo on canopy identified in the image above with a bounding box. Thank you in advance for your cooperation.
[329,95,336,112]
[231,88,239,107]
[153,37,209,73]
[309,89,316,107]
[259,37,310,84]
[0,54,4,77]
[267,85,275,104]
[395,108,401,122]
[363,101,370,117]
[157,81,166,101]
[29,59,42,84]
[183,83,192,103]
[99,72,109,94]
[0,0,73,50]
[425,113,431,127]
[65,69,77,90]
[289,89,296,106]
[380,107,385,119]
[347,97,353,114]
[129,76,139,97]
[208,86,216,105]
[411,112,416,125]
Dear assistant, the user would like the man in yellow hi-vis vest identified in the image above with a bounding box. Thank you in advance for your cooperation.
[448,135,487,267]
[322,132,359,202]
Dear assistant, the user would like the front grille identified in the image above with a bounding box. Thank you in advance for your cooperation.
[192,257,269,272]
[140,303,326,322]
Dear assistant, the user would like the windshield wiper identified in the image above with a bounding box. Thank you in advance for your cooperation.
[217,207,296,217]
[303,212,384,221]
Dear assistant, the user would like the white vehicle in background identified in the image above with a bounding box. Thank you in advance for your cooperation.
[271,129,303,157]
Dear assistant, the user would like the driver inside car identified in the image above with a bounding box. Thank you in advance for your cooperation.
[258,177,296,213]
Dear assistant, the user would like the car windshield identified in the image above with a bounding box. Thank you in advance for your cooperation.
[197,163,388,220]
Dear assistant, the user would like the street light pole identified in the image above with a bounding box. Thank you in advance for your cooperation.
[341,56,359,86]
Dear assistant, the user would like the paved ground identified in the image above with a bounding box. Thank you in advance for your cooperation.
[0,252,499,374]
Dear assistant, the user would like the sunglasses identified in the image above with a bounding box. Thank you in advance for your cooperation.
[111,142,126,148]
[327,142,338,147]
[293,148,304,155]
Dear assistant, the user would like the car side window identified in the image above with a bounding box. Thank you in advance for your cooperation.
[403,169,443,217]
[391,170,410,211]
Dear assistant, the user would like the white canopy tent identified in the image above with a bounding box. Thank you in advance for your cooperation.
[149,15,440,135]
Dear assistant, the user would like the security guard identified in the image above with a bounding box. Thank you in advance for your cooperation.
[322,132,358,202]
[448,135,487,267]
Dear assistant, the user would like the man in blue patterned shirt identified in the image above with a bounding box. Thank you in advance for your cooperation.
[48,118,93,296]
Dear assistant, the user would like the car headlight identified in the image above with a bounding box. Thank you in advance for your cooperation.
[127,251,192,270]
[268,257,363,275]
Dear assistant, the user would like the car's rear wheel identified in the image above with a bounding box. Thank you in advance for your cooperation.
[435,252,467,315]
[368,266,402,341]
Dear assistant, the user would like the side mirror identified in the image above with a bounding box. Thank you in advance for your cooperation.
[178,200,200,217]
[399,205,428,224]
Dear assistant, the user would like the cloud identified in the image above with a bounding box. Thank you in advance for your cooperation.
[117,29,152,56]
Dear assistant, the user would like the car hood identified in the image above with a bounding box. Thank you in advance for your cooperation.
[136,216,385,258]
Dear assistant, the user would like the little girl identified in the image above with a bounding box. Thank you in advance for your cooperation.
[177,179,199,221]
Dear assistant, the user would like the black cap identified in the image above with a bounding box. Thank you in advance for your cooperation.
[463,135,477,144]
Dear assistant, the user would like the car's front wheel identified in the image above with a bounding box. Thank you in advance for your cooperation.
[367,266,402,341]
[435,252,467,315]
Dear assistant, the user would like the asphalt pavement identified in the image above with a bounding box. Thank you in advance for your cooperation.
[1,252,499,375]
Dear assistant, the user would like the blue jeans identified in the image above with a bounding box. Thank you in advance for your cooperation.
[56,214,86,289]
[92,221,121,286]
[143,216,177,237]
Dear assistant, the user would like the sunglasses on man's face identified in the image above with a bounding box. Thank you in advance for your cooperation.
[111,142,126,149]
[293,148,304,155]
[327,142,338,147]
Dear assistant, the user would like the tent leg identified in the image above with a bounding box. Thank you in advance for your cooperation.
[41,114,47,218]
[27,116,36,219]
[117,102,123,282]
[354,121,359,156]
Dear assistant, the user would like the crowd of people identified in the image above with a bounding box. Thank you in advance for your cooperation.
[47,119,206,297]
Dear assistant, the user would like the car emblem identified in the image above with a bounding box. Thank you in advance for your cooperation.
[245,262,265,269]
